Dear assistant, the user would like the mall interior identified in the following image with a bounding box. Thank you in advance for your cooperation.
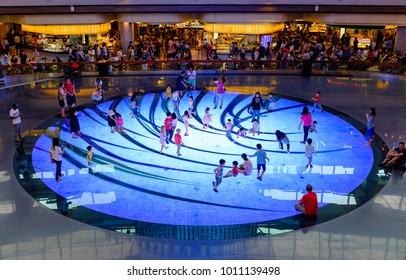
[0,1,406,260]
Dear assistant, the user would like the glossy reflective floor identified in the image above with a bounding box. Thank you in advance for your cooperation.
[1,72,406,259]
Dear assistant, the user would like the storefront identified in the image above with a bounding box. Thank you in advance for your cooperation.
[203,23,284,59]
[333,25,396,49]
[20,22,114,53]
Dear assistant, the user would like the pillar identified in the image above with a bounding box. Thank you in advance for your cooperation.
[133,23,140,39]
[119,21,135,50]
[394,26,406,55]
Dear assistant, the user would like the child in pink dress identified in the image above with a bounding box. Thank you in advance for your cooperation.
[202,107,212,129]
[182,110,193,136]
[115,113,124,134]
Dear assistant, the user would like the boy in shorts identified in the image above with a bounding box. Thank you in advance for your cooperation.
[174,128,184,156]
[213,159,226,192]
[250,143,269,181]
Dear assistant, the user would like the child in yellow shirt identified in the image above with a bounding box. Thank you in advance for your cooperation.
[86,146,94,166]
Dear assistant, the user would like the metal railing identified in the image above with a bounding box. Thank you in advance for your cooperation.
[1,59,405,76]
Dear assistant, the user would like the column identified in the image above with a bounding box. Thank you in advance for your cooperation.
[133,23,140,39]
[394,26,406,55]
[119,21,134,50]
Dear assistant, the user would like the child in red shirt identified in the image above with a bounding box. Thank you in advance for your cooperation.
[174,128,184,156]
[311,91,324,113]
[223,161,239,178]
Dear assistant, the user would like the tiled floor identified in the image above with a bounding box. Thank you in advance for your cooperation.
[1,72,405,259]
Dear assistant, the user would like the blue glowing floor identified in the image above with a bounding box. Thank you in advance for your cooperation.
[31,90,374,227]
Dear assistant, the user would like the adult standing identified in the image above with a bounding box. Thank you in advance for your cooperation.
[294,184,318,216]
[298,106,312,144]
[63,77,76,107]
[250,92,264,122]
[1,37,9,54]
[32,48,40,60]
[175,70,187,97]
[49,138,65,182]
[88,46,96,65]
[365,107,376,146]
[20,50,28,65]
[68,107,81,138]
[238,153,253,176]
[213,77,225,109]
[58,82,67,118]
[9,103,24,142]
[107,109,117,133]
[206,41,213,60]
[187,66,197,92]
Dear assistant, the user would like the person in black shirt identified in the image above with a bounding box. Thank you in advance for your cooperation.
[175,70,187,96]
[275,130,290,153]
[250,92,264,123]
[20,50,28,64]
[381,142,406,171]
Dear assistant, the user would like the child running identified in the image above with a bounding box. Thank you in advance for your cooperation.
[213,159,226,192]
[250,143,269,181]
[223,161,239,178]
[224,119,233,137]
[311,91,324,113]
[86,145,94,166]
[202,107,212,129]
[305,138,316,168]
[174,128,184,156]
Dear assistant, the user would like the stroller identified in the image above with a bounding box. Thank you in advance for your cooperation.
[70,61,81,78]
[64,61,81,78]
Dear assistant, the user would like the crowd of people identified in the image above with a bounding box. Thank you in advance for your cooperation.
[1,24,406,76]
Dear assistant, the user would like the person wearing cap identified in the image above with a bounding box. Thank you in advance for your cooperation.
[9,103,24,142]
[295,184,318,216]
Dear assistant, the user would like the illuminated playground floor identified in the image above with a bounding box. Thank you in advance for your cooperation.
[25,88,379,236]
